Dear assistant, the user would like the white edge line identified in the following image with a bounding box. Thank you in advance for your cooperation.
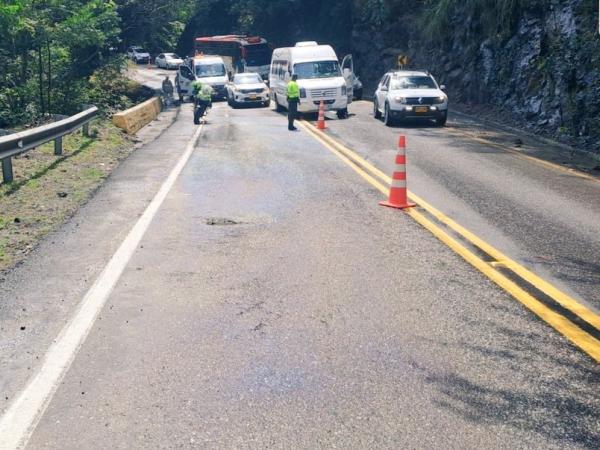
[0,123,204,450]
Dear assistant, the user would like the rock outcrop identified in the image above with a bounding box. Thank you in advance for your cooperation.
[352,0,600,153]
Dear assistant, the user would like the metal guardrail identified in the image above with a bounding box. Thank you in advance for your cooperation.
[0,106,98,184]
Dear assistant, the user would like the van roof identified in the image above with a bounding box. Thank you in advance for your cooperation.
[274,45,337,63]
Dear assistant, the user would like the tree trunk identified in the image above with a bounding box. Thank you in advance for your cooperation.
[38,46,45,117]
[47,40,52,114]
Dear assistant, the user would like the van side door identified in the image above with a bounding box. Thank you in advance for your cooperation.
[341,54,354,104]
[177,64,195,98]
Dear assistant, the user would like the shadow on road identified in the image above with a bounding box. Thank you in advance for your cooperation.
[416,317,600,448]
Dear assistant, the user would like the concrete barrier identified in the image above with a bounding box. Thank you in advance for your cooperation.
[112,97,162,134]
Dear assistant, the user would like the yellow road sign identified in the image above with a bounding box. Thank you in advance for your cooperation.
[397,55,408,66]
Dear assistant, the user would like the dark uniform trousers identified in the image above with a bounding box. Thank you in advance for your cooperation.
[288,98,299,130]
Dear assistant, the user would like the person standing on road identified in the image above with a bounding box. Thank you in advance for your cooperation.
[162,76,174,106]
[287,74,300,131]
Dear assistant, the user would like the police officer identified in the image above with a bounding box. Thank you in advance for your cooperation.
[192,80,213,124]
[286,74,300,131]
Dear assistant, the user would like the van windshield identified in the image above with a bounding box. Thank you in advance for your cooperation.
[195,63,226,78]
[294,61,341,79]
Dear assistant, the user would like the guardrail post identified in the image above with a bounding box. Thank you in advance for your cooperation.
[54,137,62,156]
[82,123,90,137]
[2,158,13,183]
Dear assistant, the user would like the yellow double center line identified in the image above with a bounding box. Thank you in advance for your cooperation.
[298,119,600,363]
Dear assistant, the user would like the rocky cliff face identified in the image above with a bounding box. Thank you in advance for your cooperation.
[351,0,600,153]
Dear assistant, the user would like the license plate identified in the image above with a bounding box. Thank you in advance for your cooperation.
[250,94,257,100]
[415,106,428,113]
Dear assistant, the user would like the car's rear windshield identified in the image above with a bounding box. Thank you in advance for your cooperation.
[165,53,180,58]
[195,63,226,77]
[233,74,262,84]
[294,61,341,79]
[391,76,437,89]
[134,48,146,53]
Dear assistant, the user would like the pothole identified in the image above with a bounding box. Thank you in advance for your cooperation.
[206,217,241,226]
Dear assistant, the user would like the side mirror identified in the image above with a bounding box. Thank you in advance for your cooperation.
[440,85,446,91]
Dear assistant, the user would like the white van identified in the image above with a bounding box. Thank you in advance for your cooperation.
[176,55,229,101]
[269,42,354,119]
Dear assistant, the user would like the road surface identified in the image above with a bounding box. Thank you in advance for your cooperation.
[0,67,598,449]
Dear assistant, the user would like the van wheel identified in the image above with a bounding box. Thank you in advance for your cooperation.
[373,100,382,119]
[336,108,348,119]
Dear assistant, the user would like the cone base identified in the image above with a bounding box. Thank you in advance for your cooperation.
[317,122,326,130]
[379,200,416,209]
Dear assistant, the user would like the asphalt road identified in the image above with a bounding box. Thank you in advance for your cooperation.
[319,101,600,313]
[0,67,598,449]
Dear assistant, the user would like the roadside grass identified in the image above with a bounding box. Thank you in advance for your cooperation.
[0,120,133,272]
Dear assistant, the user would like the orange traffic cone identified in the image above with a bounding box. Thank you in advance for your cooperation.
[380,135,416,209]
[317,100,326,130]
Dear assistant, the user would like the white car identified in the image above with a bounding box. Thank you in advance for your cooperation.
[155,53,183,70]
[226,73,269,108]
[127,46,150,64]
[373,70,448,126]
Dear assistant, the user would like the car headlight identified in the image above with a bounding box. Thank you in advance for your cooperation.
[395,96,406,104]
[436,95,447,104]
[300,88,307,98]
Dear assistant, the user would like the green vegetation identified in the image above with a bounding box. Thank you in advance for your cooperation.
[0,120,130,270]
[0,0,168,128]
[421,0,524,41]
[0,0,121,127]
